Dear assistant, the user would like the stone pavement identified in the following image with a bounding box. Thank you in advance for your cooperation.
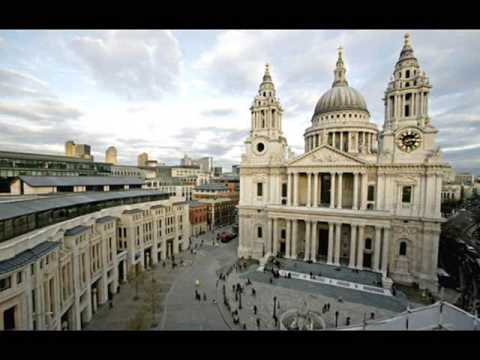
[156,225,238,330]
[217,262,407,330]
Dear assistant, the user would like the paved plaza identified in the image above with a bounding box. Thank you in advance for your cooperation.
[84,225,413,331]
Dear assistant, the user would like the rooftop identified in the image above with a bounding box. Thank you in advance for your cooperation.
[95,215,118,224]
[188,200,207,208]
[195,184,228,192]
[64,225,90,236]
[0,241,59,275]
[18,175,143,187]
[0,190,168,221]
[122,209,143,215]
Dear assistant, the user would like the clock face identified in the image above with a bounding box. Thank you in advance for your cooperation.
[396,129,422,152]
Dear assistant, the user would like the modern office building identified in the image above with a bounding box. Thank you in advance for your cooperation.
[105,147,118,165]
[0,190,190,330]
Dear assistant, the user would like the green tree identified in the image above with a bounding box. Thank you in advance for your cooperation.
[143,273,162,328]
[127,267,145,301]
[127,306,149,330]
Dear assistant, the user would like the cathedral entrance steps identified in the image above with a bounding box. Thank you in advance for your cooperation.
[267,258,383,287]
[258,265,392,297]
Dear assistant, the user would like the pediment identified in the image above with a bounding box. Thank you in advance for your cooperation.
[288,145,367,167]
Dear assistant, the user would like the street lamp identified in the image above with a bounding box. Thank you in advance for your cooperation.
[273,296,277,318]
[238,287,242,310]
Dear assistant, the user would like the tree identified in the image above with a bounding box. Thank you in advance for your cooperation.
[127,267,145,301]
[127,306,149,330]
[143,275,163,328]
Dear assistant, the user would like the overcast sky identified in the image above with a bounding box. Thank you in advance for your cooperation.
[0,30,479,173]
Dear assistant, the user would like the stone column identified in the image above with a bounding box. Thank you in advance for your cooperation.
[311,221,317,262]
[334,223,341,266]
[273,218,279,255]
[304,220,311,261]
[360,172,368,210]
[318,173,322,206]
[381,227,390,277]
[327,222,334,265]
[349,224,357,268]
[293,173,299,207]
[337,172,343,209]
[330,172,336,208]
[287,172,292,206]
[313,172,318,208]
[353,172,359,210]
[267,218,273,254]
[357,225,365,270]
[373,227,381,271]
[286,220,291,258]
[292,220,298,259]
[307,172,312,207]
[362,132,366,153]
[332,132,336,148]
[340,132,344,151]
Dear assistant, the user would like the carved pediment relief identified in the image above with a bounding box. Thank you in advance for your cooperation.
[288,145,365,167]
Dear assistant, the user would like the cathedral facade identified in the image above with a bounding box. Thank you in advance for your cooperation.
[238,34,451,293]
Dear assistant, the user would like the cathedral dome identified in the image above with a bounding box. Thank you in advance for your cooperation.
[313,85,367,116]
[312,47,369,119]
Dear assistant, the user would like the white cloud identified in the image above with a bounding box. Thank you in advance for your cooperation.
[69,30,183,100]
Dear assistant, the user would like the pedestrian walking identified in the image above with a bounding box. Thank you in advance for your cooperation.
[203,293,207,301]
[253,305,257,315]
[256,318,260,329]
[251,288,256,296]
[346,317,351,326]
[269,277,273,284]
[108,291,114,309]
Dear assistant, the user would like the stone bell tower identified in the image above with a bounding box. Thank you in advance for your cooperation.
[242,64,288,166]
[380,33,440,163]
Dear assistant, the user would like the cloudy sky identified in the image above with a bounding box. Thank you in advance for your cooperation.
[0,30,479,173]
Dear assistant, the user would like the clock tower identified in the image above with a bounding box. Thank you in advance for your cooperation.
[242,64,288,166]
[379,33,440,164]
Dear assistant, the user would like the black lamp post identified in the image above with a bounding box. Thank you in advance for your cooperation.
[238,288,242,309]
[273,296,277,318]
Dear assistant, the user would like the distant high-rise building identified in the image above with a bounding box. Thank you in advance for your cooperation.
[232,165,240,175]
[105,146,118,165]
[65,140,92,160]
[65,140,75,157]
[213,166,223,177]
[195,157,213,173]
[181,154,193,166]
[138,152,149,167]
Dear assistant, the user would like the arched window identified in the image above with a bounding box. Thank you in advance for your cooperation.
[365,238,372,249]
[257,226,263,238]
[406,70,410,78]
[399,242,407,256]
